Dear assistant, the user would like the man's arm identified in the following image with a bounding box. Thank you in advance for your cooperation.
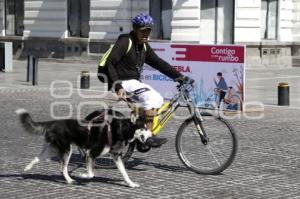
[106,36,129,91]
[144,43,183,80]
[214,79,218,87]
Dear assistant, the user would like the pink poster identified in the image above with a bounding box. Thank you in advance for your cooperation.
[142,43,245,111]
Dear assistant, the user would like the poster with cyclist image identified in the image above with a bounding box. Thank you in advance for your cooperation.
[141,43,245,111]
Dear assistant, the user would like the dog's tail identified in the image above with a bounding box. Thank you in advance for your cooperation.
[15,108,44,135]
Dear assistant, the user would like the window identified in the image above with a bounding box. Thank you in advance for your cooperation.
[150,0,172,40]
[5,0,24,36]
[261,0,278,39]
[200,0,234,44]
[68,0,90,38]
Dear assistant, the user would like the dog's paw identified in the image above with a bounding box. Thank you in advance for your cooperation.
[66,179,76,185]
[128,182,140,188]
[24,166,31,172]
[78,173,94,179]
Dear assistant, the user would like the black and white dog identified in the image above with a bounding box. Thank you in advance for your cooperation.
[16,108,152,187]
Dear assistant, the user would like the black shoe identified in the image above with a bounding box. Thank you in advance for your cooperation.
[145,137,168,148]
[136,141,151,153]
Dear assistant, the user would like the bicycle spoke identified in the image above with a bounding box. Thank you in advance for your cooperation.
[176,113,237,174]
[206,145,221,167]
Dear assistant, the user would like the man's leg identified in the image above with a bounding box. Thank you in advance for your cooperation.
[121,79,167,147]
[219,90,226,103]
[144,108,167,147]
[218,90,226,108]
[144,108,156,130]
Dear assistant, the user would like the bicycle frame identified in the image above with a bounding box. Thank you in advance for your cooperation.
[151,82,208,144]
[88,82,236,172]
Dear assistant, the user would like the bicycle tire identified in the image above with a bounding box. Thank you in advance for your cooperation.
[176,112,237,175]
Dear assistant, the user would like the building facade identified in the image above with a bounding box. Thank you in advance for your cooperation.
[0,0,299,67]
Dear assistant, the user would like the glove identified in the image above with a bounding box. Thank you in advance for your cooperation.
[176,76,195,85]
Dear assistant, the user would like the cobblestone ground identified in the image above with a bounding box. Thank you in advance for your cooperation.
[0,87,300,199]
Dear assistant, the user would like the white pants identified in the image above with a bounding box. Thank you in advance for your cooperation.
[121,79,164,110]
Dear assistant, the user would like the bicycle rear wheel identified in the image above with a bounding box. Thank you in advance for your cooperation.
[82,109,135,169]
[176,112,237,174]
[93,142,135,169]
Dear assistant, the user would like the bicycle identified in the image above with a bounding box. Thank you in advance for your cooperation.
[223,87,242,111]
[204,88,221,108]
[84,79,238,175]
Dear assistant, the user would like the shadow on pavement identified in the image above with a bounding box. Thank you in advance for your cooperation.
[0,173,68,184]
[0,173,126,187]
[124,157,190,173]
[60,154,190,173]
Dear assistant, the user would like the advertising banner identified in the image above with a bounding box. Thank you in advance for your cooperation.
[141,43,245,111]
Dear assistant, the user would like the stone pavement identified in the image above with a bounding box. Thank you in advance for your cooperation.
[0,60,300,198]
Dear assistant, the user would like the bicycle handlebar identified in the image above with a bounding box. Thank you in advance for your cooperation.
[176,76,195,93]
[175,76,194,85]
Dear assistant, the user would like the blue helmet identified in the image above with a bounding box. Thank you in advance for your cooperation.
[132,13,154,28]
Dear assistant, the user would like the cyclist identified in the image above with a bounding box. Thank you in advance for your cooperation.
[213,72,228,106]
[103,13,192,148]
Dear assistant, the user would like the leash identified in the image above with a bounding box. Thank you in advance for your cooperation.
[85,87,151,147]
[86,111,113,148]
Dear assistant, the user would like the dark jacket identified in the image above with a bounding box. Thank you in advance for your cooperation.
[106,31,182,91]
[214,77,228,91]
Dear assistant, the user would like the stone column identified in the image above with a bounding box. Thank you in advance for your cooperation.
[171,0,201,43]
[234,0,261,42]
[0,0,4,36]
[278,0,294,42]
[293,0,300,41]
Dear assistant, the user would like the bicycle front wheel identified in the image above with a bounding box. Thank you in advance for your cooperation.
[176,113,237,175]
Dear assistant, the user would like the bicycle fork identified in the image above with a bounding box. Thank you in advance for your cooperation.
[193,109,209,145]
[185,96,209,145]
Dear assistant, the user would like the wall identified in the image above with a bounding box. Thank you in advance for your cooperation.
[234,0,294,68]
[171,0,200,43]
[292,0,300,66]
[23,0,68,38]
[234,0,261,42]
[278,0,294,42]
[89,0,148,40]
[0,0,299,67]
[293,0,300,42]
